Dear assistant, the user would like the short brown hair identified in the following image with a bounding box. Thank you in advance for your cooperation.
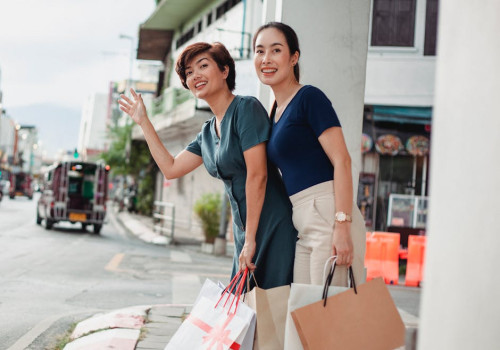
[175,42,236,91]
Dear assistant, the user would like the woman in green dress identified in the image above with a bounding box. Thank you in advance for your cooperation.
[118,42,297,289]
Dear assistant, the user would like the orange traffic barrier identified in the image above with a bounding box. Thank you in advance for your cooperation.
[365,232,400,285]
[405,235,427,287]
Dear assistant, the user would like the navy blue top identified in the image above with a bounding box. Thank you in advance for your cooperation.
[267,85,342,196]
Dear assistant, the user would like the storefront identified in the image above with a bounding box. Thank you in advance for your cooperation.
[357,105,431,246]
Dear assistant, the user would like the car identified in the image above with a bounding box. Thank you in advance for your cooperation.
[37,161,109,234]
[9,172,34,200]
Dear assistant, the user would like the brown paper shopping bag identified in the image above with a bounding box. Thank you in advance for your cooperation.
[291,275,405,350]
[245,283,290,350]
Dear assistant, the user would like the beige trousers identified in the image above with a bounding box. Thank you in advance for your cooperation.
[290,181,366,286]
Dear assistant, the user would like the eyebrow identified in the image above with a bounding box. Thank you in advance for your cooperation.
[255,43,284,48]
[186,57,209,70]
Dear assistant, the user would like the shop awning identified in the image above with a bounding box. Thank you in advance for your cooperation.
[372,106,432,125]
[142,0,208,30]
[137,0,207,60]
[137,28,173,61]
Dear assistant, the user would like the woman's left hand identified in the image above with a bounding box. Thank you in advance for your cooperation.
[239,240,257,272]
[332,224,354,266]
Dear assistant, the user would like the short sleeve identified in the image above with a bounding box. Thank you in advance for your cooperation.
[235,97,271,152]
[302,86,341,137]
[185,132,202,156]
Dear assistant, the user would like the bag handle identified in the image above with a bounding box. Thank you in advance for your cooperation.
[246,272,259,292]
[216,268,249,314]
[322,257,358,307]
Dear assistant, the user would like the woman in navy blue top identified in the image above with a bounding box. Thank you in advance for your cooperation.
[253,22,366,286]
[119,42,296,289]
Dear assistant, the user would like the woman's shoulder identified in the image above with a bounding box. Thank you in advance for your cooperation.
[298,85,329,100]
[199,117,214,134]
[233,95,268,117]
[235,95,265,109]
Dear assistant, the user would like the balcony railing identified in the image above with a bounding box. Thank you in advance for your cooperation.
[152,86,193,117]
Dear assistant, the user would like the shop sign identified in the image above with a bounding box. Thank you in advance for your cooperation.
[361,133,373,154]
[375,134,403,155]
[406,136,430,156]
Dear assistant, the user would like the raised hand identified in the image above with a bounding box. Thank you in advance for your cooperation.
[118,88,148,126]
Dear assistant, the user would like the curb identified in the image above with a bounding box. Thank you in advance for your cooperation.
[63,304,193,350]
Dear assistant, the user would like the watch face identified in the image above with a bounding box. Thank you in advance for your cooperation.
[337,212,346,221]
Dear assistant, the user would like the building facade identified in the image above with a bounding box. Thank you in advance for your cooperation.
[134,0,265,239]
[359,0,438,240]
[78,93,109,160]
[135,0,436,240]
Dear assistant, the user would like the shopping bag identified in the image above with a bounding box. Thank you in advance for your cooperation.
[165,270,256,350]
[284,257,351,350]
[244,277,290,350]
[291,264,406,350]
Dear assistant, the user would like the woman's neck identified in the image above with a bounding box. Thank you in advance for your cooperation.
[272,78,301,107]
[206,89,235,121]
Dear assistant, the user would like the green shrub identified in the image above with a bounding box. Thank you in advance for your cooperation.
[193,193,221,243]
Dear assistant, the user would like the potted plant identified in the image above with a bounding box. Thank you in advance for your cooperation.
[193,193,221,246]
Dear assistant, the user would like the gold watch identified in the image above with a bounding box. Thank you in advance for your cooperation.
[335,211,352,223]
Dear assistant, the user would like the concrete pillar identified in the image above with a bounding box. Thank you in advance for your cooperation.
[418,1,500,348]
[264,0,371,196]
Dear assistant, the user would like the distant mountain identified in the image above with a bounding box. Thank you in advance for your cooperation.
[6,103,81,156]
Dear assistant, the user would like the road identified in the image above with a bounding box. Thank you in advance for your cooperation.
[0,194,233,349]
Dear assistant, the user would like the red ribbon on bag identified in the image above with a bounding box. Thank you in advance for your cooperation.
[187,313,241,350]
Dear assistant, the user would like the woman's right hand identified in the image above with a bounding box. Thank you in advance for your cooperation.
[118,88,148,126]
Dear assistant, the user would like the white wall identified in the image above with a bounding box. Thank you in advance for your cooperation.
[78,93,108,154]
[418,0,500,348]
[168,0,264,91]
[365,57,436,106]
[365,0,436,107]
[272,0,371,197]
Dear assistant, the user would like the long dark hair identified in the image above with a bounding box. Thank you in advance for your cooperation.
[253,22,301,82]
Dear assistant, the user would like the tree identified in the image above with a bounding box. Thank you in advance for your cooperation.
[100,124,157,216]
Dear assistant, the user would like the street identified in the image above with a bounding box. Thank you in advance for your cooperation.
[0,194,233,349]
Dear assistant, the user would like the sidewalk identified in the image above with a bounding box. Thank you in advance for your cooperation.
[62,210,420,350]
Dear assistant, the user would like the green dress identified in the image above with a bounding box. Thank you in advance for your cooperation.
[186,95,297,288]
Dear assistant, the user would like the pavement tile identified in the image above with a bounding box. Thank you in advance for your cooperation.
[135,339,169,349]
[148,314,183,323]
[71,305,150,339]
[144,319,182,328]
[64,328,140,350]
[139,335,171,343]
[150,306,186,318]
[144,323,180,335]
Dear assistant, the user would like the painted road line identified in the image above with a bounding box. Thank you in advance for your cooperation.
[105,253,125,272]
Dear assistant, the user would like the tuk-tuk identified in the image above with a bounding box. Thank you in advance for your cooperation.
[9,172,34,200]
[37,161,109,233]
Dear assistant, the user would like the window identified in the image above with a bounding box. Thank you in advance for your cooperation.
[207,12,213,26]
[424,0,439,55]
[197,20,203,34]
[175,27,195,49]
[371,0,416,47]
[216,1,230,19]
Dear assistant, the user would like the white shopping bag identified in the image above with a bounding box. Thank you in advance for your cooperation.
[284,257,350,350]
[166,278,256,350]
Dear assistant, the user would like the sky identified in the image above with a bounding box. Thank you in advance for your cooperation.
[0,0,156,154]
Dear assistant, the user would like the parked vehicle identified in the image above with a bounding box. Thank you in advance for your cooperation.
[37,161,109,234]
[9,172,34,200]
